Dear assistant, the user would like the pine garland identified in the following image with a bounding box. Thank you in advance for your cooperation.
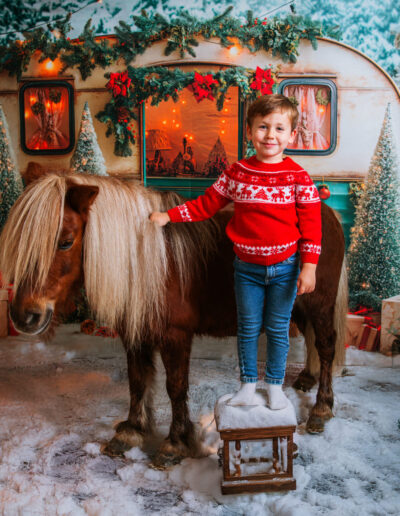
[0,9,330,81]
[96,65,278,157]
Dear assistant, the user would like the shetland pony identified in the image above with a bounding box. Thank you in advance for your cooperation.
[0,171,346,466]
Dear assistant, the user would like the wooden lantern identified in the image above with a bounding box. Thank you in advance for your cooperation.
[215,393,297,494]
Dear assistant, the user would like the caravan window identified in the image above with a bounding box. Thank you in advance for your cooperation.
[143,87,240,180]
[279,79,337,155]
[19,81,75,155]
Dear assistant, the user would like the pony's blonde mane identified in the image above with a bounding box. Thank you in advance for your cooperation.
[0,173,219,344]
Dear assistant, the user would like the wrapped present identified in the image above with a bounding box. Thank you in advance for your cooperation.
[345,314,366,347]
[355,323,381,352]
[381,295,400,355]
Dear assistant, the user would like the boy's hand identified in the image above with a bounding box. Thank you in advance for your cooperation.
[297,263,317,295]
[149,211,170,227]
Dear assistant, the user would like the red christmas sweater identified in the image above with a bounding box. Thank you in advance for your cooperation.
[168,156,322,265]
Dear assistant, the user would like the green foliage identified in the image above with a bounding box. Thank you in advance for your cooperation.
[0,105,23,231]
[348,104,400,312]
[96,65,278,157]
[0,8,330,81]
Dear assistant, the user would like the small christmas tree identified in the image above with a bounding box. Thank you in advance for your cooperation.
[203,137,229,177]
[348,104,400,311]
[0,105,23,231]
[70,102,108,176]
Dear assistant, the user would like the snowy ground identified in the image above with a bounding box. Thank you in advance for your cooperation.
[1,325,400,515]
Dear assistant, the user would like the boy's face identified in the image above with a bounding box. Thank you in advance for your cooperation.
[247,111,296,163]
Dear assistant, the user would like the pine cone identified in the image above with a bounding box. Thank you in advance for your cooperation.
[80,319,96,335]
[116,106,130,122]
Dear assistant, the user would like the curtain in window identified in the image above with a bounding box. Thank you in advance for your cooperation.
[26,87,69,150]
[285,85,330,150]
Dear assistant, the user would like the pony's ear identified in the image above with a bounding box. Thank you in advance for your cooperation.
[65,184,99,220]
[24,161,46,186]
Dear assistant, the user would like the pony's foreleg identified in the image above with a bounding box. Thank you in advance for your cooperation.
[306,313,336,434]
[153,329,200,468]
[103,344,155,457]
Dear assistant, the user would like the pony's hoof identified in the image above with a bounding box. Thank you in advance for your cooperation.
[292,370,317,392]
[151,451,185,470]
[306,413,332,434]
[102,423,145,457]
[101,437,132,457]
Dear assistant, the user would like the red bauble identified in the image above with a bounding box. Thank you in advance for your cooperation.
[318,184,331,200]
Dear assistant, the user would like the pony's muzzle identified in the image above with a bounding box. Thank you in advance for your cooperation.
[10,303,54,335]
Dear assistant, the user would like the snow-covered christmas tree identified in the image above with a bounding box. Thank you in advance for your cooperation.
[348,104,400,311]
[70,102,108,176]
[203,137,229,177]
[0,105,23,231]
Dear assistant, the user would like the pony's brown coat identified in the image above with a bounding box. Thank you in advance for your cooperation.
[0,173,346,460]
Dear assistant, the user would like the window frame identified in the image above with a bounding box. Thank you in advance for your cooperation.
[19,80,75,156]
[141,85,245,191]
[278,78,337,156]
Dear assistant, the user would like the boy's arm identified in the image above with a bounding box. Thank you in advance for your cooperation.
[151,171,232,225]
[295,172,322,265]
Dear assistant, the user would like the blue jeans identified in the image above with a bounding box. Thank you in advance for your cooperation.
[234,253,300,385]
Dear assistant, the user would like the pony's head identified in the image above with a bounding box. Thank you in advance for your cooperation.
[0,173,98,335]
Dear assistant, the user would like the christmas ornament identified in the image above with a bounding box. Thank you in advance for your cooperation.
[31,101,45,116]
[318,183,331,200]
[250,67,275,95]
[49,89,62,104]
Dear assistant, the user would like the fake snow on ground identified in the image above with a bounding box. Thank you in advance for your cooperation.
[0,325,400,515]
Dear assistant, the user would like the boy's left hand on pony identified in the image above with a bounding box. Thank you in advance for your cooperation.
[297,263,317,295]
[150,211,170,226]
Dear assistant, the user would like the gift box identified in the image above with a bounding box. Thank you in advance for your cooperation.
[381,295,400,355]
[355,323,380,352]
[345,314,366,347]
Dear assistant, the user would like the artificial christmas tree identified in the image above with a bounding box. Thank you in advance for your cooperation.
[0,105,23,232]
[203,137,229,177]
[70,102,108,176]
[348,104,400,311]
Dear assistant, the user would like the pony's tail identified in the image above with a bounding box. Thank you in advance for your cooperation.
[305,256,348,377]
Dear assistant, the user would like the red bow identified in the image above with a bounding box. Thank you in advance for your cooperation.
[106,72,132,97]
[250,67,274,95]
[187,72,218,102]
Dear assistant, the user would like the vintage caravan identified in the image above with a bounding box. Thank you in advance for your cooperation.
[0,26,399,245]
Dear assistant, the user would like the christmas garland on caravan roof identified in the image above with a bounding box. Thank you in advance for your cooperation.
[0,7,334,81]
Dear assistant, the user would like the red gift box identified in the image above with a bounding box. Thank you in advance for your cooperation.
[355,323,380,351]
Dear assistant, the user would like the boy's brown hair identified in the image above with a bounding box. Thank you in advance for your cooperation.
[246,94,299,131]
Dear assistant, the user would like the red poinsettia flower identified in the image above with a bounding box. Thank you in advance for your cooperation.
[187,72,219,103]
[250,67,275,95]
[106,71,132,98]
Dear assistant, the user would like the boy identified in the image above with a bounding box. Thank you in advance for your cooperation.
[150,94,321,409]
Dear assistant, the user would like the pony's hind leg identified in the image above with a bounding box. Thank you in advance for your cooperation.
[153,329,200,468]
[291,309,318,392]
[103,344,155,456]
[306,311,336,434]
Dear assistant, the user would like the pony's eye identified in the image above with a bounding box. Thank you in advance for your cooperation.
[58,240,74,250]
